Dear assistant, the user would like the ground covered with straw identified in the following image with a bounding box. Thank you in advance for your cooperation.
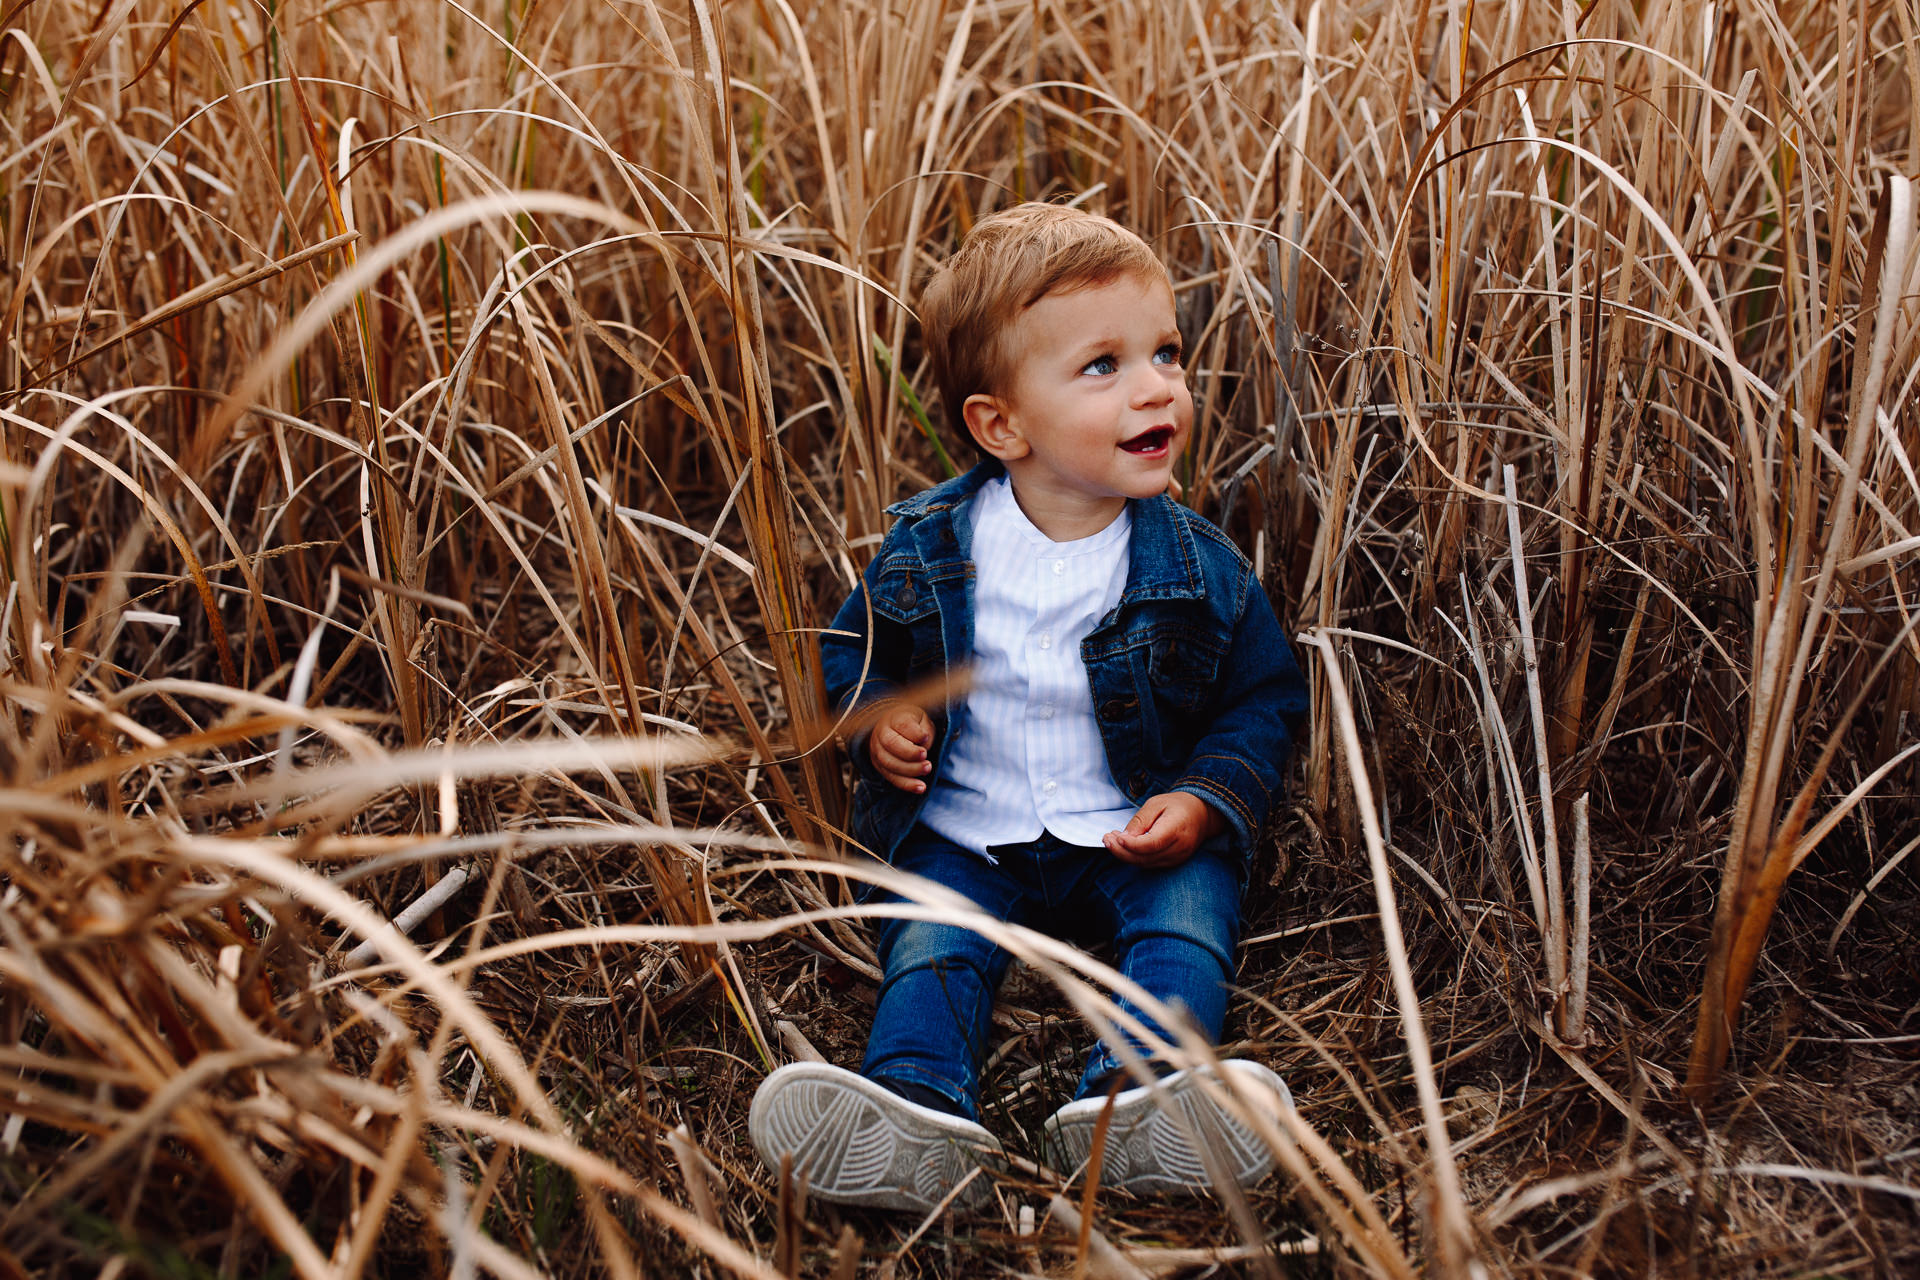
[3,0,1917,1276]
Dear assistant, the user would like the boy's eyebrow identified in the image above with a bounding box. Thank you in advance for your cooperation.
[1060,325,1183,359]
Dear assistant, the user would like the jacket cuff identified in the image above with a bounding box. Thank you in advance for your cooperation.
[1173,753,1272,853]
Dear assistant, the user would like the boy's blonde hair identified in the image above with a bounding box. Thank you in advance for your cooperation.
[920,202,1169,444]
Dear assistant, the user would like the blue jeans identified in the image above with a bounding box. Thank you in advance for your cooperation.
[860,826,1241,1122]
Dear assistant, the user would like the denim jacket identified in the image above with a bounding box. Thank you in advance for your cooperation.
[821,460,1309,867]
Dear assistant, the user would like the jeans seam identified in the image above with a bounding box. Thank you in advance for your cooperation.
[866,1064,976,1120]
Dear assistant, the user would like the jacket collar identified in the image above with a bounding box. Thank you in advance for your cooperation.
[885,457,1004,518]
[886,457,1204,600]
[1123,489,1205,601]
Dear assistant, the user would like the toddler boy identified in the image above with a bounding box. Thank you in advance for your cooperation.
[750,203,1309,1212]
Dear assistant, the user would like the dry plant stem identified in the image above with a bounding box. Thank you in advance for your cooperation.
[774,1018,825,1063]
[191,836,649,1275]
[1120,1241,1321,1279]
[1686,172,1920,1101]
[1048,1195,1150,1280]
[885,1168,984,1271]
[829,1225,863,1280]
[1304,628,1482,1278]
[341,863,470,969]
[666,1126,721,1236]
[1072,1092,1116,1280]
[1827,827,1920,959]
[773,1153,801,1278]
[1567,794,1591,1046]
[338,1053,427,1280]
[1447,593,1548,948]
[1504,463,1569,1033]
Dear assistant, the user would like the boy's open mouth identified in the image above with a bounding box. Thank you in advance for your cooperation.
[1120,426,1174,454]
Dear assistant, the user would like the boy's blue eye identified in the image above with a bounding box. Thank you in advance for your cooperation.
[1083,355,1118,376]
[1154,344,1183,366]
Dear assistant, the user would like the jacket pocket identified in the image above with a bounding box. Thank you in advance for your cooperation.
[870,566,936,625]
[1147,625,1227,711]
[869,565,946,681]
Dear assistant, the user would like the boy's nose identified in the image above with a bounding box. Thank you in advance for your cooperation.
[1129,364,1177,407]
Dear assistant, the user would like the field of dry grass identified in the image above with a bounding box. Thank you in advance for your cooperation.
[3,0,1918,1275]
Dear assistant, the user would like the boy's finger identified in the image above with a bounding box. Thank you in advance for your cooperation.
[879,726,928,762]
[1106,834,1180,867]
[1133,826,1177,854]
[884,714,932,750]
[876,753,930,784]
[874,754,928,792]
[1107,824,1170,857]
[1127,796,1171,835]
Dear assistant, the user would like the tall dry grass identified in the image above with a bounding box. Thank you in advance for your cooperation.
[3,0,1917,1276]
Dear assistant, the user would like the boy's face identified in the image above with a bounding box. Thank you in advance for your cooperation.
[963,272,1193,540]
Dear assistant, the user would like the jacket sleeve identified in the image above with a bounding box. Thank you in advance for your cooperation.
[819,541,909,787]
[1171,566,1310,854]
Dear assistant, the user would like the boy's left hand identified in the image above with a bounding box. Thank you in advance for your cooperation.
[1103,792,1223,868]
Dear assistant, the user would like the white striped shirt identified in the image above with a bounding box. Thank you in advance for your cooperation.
[918,476,1138,852]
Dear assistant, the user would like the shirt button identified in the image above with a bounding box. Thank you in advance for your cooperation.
[1039,704,1055,720]
[1038,632,1052,650]
[1053,559,1065,574]
[1042,779,1058,795]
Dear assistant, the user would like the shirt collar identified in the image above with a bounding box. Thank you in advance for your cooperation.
[979,474,1132,554]
[887,457,1205,600]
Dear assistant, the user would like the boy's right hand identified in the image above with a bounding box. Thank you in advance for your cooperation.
[868,702,935,793]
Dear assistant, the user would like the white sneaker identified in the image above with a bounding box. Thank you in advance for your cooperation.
[1043,1059,1293,1194]
[749,1063,1003,1213]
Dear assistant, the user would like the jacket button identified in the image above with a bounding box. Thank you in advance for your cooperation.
[1100,697,1131,721]
[894,584,916,608]
[1128,772,1149,793]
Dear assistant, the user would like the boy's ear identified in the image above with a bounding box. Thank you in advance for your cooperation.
[962,393,1030,462]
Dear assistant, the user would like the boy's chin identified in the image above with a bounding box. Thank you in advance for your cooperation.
[1120,472,1177,500]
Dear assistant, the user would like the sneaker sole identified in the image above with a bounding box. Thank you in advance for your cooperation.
[1044,1060,1292,1194]
[750,1063,1001,1213]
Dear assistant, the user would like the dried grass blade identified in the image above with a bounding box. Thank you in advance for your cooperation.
[1686,172,1919,1101]
[1504,464,1569,1029]
[37,232,359,382]
[1302,629,1482,1276]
